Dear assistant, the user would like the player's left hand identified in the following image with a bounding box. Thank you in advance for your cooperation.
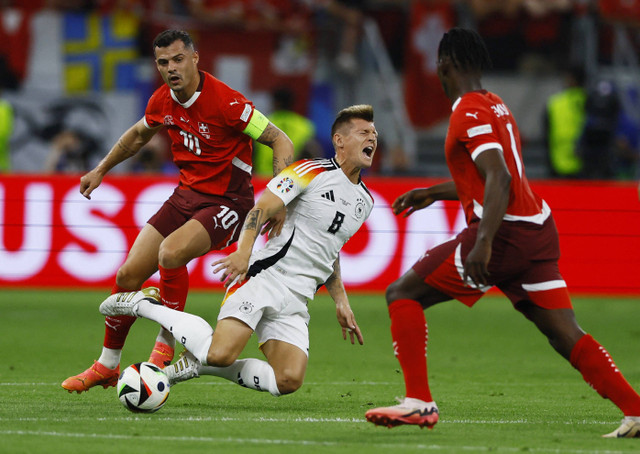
[261,207,286,238]
[336,304,363,345]
[211,251,250,287]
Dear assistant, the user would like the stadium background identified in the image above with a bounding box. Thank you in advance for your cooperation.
[0,1,639,295]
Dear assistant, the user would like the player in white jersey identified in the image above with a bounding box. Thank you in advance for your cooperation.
[249,157,373,300]
[99,105,376,397]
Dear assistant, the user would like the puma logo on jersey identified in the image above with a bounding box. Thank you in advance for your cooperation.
[229,99,240,106]
[466,112,479,119]
[321,190,335,202]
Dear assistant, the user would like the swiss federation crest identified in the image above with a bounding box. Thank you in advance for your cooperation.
[163,115,174,125]
[198,122,210,133]
[276,177,294,193]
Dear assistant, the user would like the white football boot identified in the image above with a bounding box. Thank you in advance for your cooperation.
[366,397,439,429]
[165,350,200,386]
[99,287,160,317]
[602,416,640,438]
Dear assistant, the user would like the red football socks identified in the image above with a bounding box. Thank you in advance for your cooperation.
[388,299,433,402]
[103,283,137,349]
[570,334,640,416]
[102,265,188,354]
[158,264,189,312]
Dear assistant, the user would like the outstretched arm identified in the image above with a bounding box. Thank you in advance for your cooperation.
[325,255,363,345]
[80,118,159,199]
[392,180,459,217]
[211,189,285,286]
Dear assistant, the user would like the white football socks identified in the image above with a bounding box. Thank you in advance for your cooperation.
[199,358,281,397]
[97,347,121,369]
[136,299,212,363]
[154,327,176,349]
[134,300,281,397]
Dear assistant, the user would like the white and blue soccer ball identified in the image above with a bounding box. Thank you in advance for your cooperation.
[117,362,170,413]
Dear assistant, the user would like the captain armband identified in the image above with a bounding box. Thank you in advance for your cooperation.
[242,108,270,140]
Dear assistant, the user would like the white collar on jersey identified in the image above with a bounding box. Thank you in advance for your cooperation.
[451,97,462,111]
[171,89,201,108]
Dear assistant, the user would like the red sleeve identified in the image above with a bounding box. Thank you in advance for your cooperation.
[144,87,166,128]
[215,83,255,133]
[452,102,503,159]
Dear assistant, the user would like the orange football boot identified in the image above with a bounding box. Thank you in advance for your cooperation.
[148,342,174,369]
[61,361,120,393]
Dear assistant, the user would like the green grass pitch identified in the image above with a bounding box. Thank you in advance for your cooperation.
[1,289,640,453]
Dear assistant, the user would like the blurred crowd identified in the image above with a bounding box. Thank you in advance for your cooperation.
[0,0,638,179]
[544,66,640,180]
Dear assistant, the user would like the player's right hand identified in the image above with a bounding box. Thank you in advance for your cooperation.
[392,188,434,217]
[79,170,103,200]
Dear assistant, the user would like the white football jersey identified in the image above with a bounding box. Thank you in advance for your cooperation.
[248,158,374,299]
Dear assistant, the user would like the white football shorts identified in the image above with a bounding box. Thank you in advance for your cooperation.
[218,269,310,356]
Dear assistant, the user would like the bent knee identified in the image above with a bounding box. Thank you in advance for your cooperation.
[385,280,407,305]
[158,242,184,269]
[115,266,146,290]
[206,350,237,368]
[275,373,303,395]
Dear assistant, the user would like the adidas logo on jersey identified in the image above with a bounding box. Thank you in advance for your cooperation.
[321,190,335,202]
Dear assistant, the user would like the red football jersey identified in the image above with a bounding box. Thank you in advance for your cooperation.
[445,90,549,225]
[144,71,255,198]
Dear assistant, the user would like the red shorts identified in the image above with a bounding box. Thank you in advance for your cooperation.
[148,187,254,251]
[412,216,573,310]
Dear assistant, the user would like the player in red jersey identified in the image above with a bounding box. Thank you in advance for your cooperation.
[62,29,294,394]
[366,28,640,438]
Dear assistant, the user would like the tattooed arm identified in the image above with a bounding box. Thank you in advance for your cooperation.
[211,189,285,285]
[80,118,159,199]
[257,122,294,176]
[256,122,294,237]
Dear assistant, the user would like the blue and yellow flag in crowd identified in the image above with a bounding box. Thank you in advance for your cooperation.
[63,11,139,93]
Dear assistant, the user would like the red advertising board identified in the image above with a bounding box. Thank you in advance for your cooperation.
[0,175,639,295]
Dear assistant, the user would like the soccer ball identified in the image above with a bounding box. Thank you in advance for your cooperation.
[117,362,170,413]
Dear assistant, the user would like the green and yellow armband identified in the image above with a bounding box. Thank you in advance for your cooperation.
[242,108,270,140]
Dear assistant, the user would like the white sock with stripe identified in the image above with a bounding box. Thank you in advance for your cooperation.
[136,300,212,363]
[200,358,281,397]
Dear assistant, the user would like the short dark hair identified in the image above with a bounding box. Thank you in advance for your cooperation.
[331,104,374,137]
[438,27,492,73]
[153,29,195,52]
